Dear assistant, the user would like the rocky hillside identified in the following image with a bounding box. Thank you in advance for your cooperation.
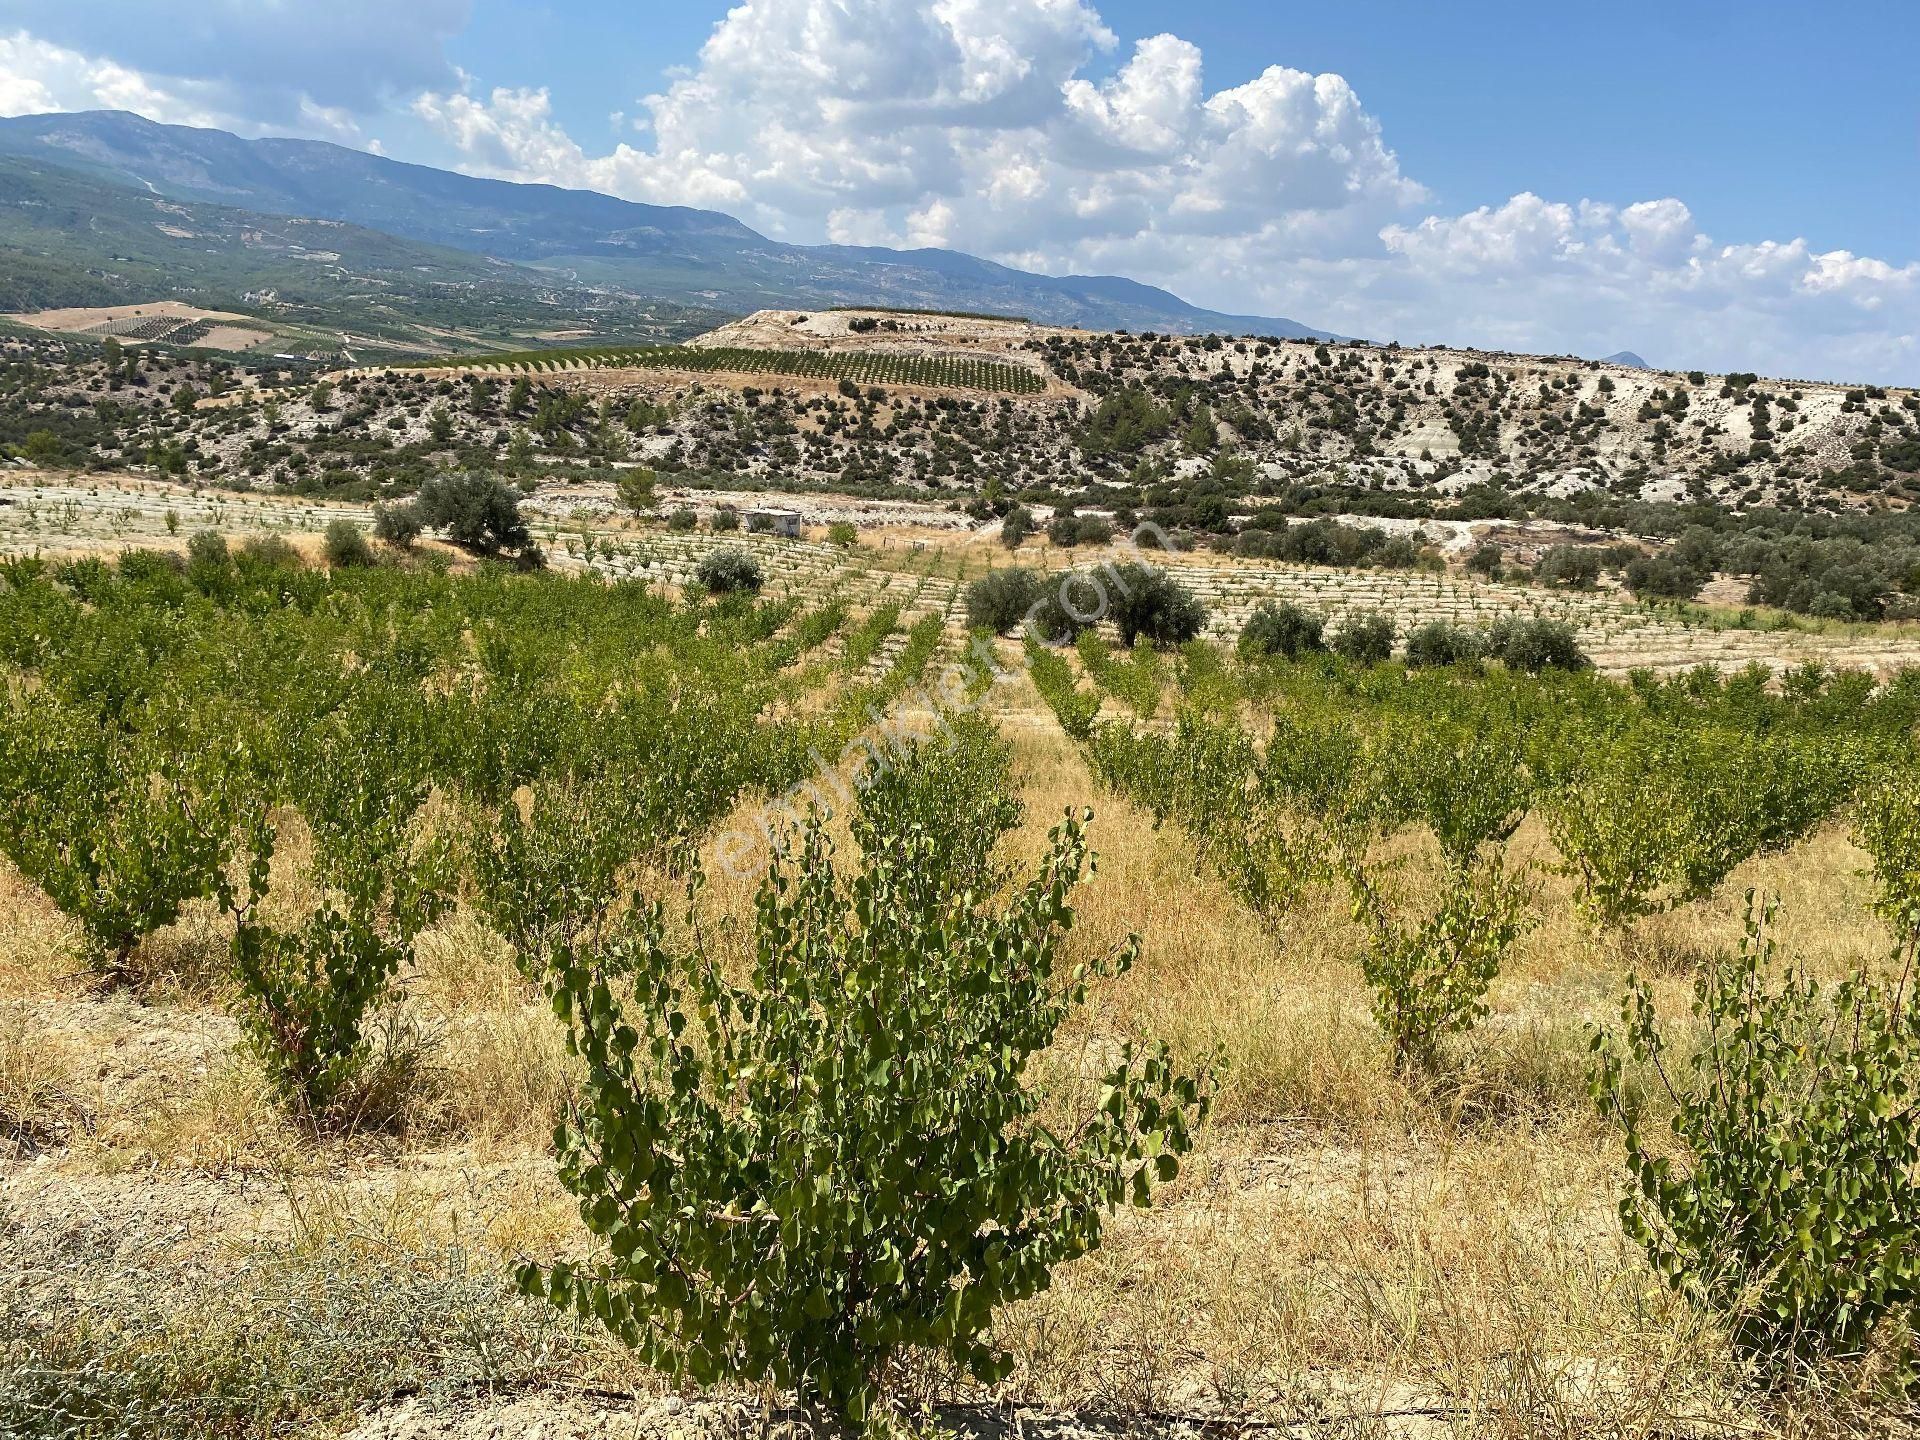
[1031,329,1920,510]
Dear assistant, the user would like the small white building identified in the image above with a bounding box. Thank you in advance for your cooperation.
[744,508,802,538]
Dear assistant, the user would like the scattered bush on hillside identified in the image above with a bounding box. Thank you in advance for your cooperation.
[615,467,656,515]
[1487,617,1589,673]
[1239,600,1326,661]
[372,503,424,551]
[965,567,1045,635]
[1535,545,1603,590]
[695,547,764,594]
[186,529,229,571]
[238,534,303,571]
[415,473,533,557]
[322,519,375,570]
[1625,552,1708,601]
[1049,511,1114,548]
[1001,505,1034,548]
[1404,621,1486,669]
[1106,563,1206,648]
[1330,611,1396,665]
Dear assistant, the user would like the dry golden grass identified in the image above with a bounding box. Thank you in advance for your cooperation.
[0,1004,88,1146]
[0,670,1908,1436]
[0,856,78,999]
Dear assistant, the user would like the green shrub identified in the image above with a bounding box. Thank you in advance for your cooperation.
[1404,621,1486,669]
[1000,505,1034,548]
[1487,617,1589,673]
[1465,542,1504,580]
[228,704,450,1124]
[1534,545,1603,590]
[186,529,229,570]
[1593,890,1920,1374]
[696,547,764,594]
[1025,633,1101,738]
[826,520,859,547]
[1329,611,1395,665]
[415,472,533,556]
[1355,860,1528,1073]
[1107,562,1206,648]
[963,567,1044,634]
[1059,514,1114,547]
[372,503,424,550]
[711,504,740,532]
[616,467,656,515]
[1625,553,1708,601]
[322,518,376,569]
[667,507,699,532]
[238,534,304,571]
[1023,571,1104,646]
[521,735,1210,1429]
[1240,601,1325,661]
[1544,728,1847,926]
[0,695,239,978]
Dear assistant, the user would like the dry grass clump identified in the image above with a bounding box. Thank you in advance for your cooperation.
[0,670,1910,1435]
[0,1006,88,1149]
[990,1116,1746,1429]
[0,857,78,999]
[0,1197,614,1438]
[91,1045,300,1174]
[116,896,232,1003]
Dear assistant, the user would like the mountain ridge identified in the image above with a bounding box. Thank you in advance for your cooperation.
[0,110,1340,340]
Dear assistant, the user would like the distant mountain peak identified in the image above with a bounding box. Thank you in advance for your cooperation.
[0,109,1336,341]
[1601,350,1651,369]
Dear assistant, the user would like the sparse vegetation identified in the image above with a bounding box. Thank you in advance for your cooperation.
[4,320,1920,1440]
[695,545,764,593]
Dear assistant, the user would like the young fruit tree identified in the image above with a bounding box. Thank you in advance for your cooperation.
[0,693,240,979]
[227,696,451,1125]
[520,732,1212,1429]
[1591,886,1920,1376]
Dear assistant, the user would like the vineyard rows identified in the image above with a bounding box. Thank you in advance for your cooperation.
[401,343,1048,395]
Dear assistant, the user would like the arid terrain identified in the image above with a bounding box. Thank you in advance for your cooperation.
[5,299,1920,1440]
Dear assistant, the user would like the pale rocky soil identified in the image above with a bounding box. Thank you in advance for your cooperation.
[6,300,277,351]
[10,469,1920,678]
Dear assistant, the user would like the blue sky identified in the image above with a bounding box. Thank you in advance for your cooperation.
[1,0,1915,381]
[441,0,1919,263]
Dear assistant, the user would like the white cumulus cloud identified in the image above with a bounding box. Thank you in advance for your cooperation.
[0,0,1914,381]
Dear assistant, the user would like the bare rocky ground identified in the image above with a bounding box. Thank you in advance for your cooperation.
[9,468,1920,680]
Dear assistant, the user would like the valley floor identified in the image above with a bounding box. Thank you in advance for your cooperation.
[2,638,1907,1439]
[9,468,1920,679]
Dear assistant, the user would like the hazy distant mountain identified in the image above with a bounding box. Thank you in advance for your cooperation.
[0,152,523,311]
[0,110,1338,339]
[1601,350,1651,369]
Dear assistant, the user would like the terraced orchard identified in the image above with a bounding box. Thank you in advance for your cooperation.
[400,342,1048,394]
[4,528,1920,1439]
[1002,546,1920,675]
